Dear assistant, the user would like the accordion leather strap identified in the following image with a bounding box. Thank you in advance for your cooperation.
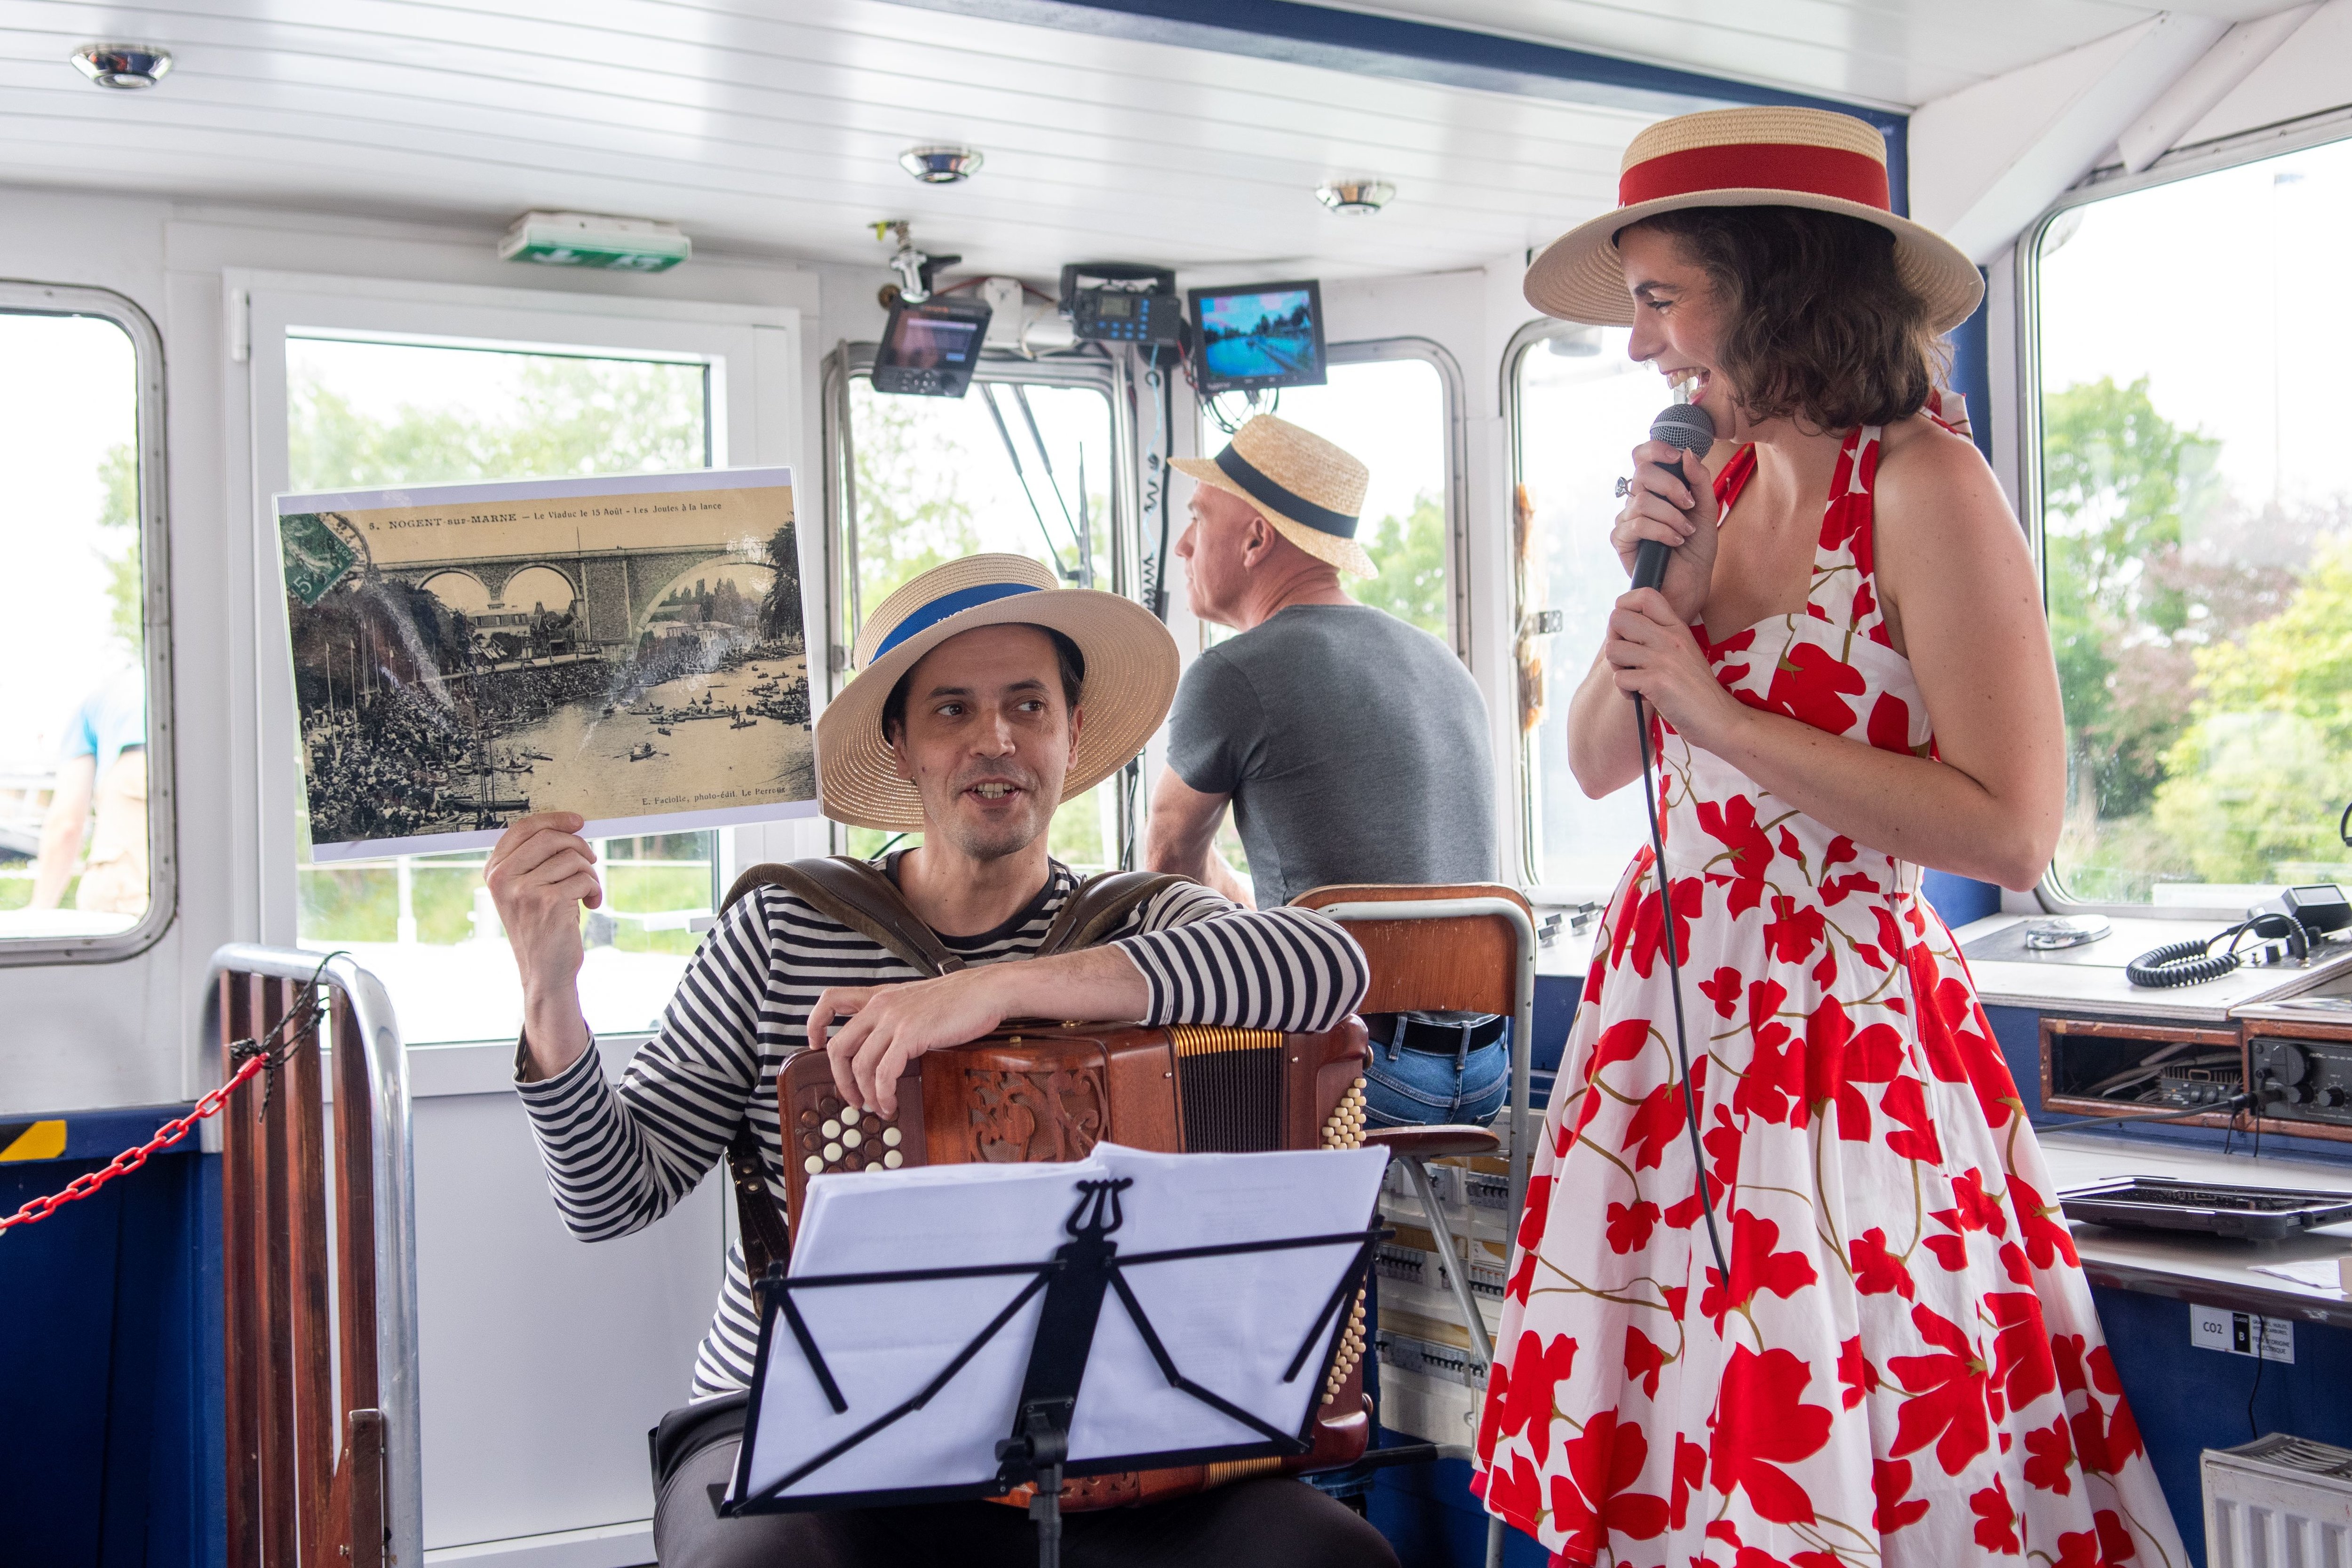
[727,1121,794,1283]
[1034,870,1188,956]
[715,858,1195,1281]
[721,856,965,975]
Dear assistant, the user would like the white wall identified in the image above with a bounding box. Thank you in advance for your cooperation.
[2177,0,2352,150]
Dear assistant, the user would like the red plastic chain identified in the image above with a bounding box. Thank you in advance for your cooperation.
[0,1050,270,1235]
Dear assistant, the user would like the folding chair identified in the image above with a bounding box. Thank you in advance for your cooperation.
[1291,883,1539,1568]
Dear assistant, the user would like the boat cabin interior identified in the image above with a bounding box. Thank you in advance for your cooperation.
[12,2,2352,1565]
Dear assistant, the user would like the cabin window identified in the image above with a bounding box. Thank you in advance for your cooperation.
[1259,343,1462,648]
[2033,134,2352,912]
[283,335,724,1041]
[1510,321,1662,896]
[0,287,171,960]
[832,356,1125,871]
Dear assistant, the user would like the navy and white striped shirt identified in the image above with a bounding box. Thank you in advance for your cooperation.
[514,860,1368,1395]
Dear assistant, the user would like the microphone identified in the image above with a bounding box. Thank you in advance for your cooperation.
[1628,401,1718,593]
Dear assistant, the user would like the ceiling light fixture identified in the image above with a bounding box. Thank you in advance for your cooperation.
[1316,177,1395,215]
[899,146,984,184]
[72,43,173,89]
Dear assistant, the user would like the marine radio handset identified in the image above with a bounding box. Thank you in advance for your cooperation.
[1622,399,1731,1294]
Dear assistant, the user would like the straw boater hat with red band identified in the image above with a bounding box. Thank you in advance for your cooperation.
[1524,106,1984,335]
[816,553,1179,831]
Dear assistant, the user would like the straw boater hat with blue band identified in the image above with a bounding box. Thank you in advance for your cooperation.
[815,553,1180,832]
[1524,106,1983,335]
[1170,415,1376,578]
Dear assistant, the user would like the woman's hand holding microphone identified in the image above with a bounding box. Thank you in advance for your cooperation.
[1605,437,1743,751]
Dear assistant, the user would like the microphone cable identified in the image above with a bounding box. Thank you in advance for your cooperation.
[1622,405,1733,1300]
[1632,693,1732,1297]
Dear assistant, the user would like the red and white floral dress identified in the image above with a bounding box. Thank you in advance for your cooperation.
[1475,426,2185,1567]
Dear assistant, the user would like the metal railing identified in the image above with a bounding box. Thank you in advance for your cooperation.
[205,945,421,1568]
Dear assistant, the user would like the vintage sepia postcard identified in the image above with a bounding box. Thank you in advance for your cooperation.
[276,467,816,860]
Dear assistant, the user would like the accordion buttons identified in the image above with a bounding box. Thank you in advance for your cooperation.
[799,1109,819,1127]
[842,1128,863,1149]
[820,1119,841,1139]
[882,1127,903,1148]
[803,1155,823,1174]
[800,1132,820,1152]
[841,1106,861,1126]
[883,1150,904,1168]
[823,1142,842,1162]
[819,1096,842,1116]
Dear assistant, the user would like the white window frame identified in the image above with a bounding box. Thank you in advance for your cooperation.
[228,271,813,960]
[1180,339,1470,661]
[1504,318,1554,889]
[823,344,1137,673]
[0,280,177,966]
[823,343,1144,860]
[2018,111,2352,922]
[1324,337,1472,661]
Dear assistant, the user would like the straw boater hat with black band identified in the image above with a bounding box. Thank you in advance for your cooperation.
[1524,106,1984,335]
[1171,415,1376,579]
[816,554,1180,832]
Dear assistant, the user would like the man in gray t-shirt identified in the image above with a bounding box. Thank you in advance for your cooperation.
[1146,415,1502,1132]
[1165,604,1494,910]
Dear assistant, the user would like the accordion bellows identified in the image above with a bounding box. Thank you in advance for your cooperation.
[779,1021,1375,1509]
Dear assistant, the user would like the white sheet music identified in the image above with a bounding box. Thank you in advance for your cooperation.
[1069,1144,1388,1463]
[732,1143,1387,1506]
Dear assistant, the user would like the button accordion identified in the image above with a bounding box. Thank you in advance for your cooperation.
[779,1019,1375,1509]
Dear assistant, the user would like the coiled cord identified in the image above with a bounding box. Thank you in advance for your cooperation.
[2126,914,2307,989]
[2124,932,2245,989]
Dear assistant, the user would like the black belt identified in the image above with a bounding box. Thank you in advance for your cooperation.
[1366,1013,1507,1055]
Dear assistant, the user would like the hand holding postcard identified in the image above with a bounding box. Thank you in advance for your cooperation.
[276,467,816,860]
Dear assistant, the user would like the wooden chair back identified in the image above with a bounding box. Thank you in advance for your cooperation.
[1289,882,1534,1016]
[218,969,387,1568]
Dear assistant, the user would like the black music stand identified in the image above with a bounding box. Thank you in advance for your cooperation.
[719,1157,1383,1568]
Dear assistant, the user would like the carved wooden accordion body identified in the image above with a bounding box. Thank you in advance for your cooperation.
[778,1020,1374,1509]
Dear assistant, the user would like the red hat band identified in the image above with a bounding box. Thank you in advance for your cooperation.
[1619,141,1890,213]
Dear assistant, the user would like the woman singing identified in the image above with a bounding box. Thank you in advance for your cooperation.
[1478,108,2185,1565]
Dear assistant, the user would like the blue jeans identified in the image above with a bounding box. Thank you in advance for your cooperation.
[1360,1016,1510,1128]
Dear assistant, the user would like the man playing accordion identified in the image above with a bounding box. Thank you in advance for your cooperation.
[487,553,1396,1568]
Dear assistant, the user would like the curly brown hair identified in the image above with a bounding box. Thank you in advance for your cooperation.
[1626,206,1948,433]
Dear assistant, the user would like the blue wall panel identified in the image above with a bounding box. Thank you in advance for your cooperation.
[2093,1287,2352,1568]
[0,1149,222,1568]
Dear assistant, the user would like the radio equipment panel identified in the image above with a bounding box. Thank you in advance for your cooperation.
[2251,1036,2352,1126]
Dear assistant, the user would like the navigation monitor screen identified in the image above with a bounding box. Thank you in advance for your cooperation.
[894,313,978,366]
[872,294,993,397]
[1189,280,1327,394]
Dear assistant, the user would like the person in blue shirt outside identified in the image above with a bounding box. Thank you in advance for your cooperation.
[33,668,148,915]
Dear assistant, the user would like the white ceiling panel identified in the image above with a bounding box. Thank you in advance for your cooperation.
[0,0,2284,285]
[1301,0,2312,108]
[0,0,1669,280]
